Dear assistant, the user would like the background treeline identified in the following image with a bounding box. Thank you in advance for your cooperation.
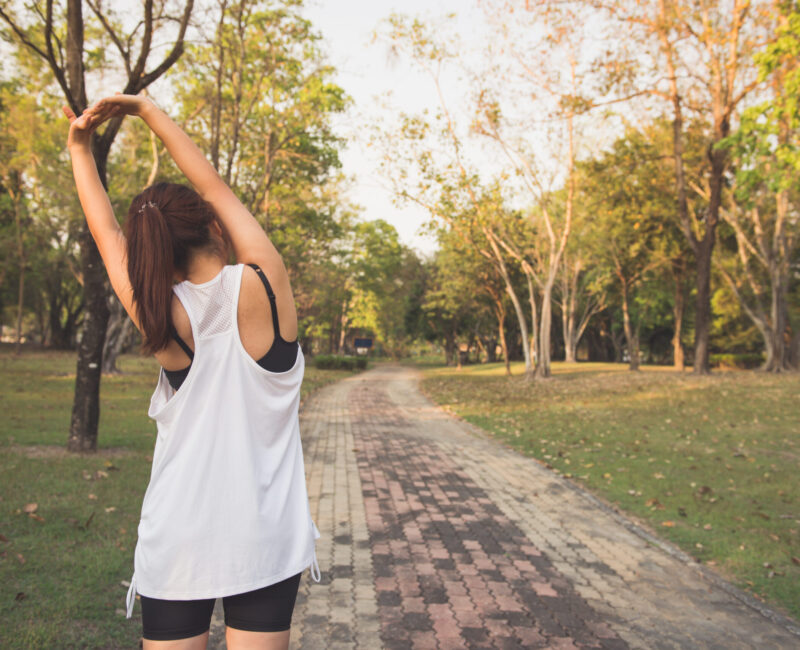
[373,0,800,378]
[0,0,418,365]
[0,1,798,446]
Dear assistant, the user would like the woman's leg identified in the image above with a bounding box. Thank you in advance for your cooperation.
[139,593,215,650]
[223,573,302,650]
[225,628,289,650]
[142,630,210,650]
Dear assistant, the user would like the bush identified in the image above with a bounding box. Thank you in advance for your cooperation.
[313,354,368,370]
[710,353,764,369]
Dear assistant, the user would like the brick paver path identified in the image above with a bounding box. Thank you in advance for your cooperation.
[209,364,800,649]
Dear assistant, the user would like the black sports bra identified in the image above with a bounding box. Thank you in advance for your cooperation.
[163,264,299,390]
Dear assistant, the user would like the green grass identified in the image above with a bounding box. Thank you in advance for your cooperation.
[0,349,359,649]
[418,359,800,621]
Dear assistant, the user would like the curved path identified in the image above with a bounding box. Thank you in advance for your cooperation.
[212,364,799,649]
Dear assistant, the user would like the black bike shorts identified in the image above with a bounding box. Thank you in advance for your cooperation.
[140,572,302,641]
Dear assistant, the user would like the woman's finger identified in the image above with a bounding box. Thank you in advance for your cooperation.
[62,105,77,122]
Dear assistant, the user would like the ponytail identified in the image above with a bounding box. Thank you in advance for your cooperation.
[125,183,224,355]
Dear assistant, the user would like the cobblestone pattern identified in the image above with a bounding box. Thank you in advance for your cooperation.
[380,365,800,649]
[352,381,626,649]
[289,373,381,650]
[208,364,800,649]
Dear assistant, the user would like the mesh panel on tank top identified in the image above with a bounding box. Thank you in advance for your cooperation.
[177,270,237,339]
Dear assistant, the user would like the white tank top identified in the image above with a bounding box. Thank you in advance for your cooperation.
[125,263,320,618]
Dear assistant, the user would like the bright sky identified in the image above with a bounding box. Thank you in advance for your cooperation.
[302,0,491,258]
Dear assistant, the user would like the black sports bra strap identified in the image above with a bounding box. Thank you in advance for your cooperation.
[171,324,195,361]
[247,263,282,340]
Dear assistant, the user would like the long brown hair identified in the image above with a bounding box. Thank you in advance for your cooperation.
[126,182,227,354]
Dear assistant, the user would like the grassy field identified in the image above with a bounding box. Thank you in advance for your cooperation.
[0,349,360,649]
[416,358,800,621]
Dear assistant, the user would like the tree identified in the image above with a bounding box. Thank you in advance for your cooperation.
[718,4,800,371]
[0,51,87,352]
[594,0,771,373]
[581,124,684,369]
[0,0,194,450]
[376,15,537,377]
[474,0,601,378]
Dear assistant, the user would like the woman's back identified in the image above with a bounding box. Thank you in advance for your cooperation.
[125,263,319,618]
[158,263,299,378]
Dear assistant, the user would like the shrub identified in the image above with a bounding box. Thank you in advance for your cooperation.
[313,354,368,371]
[709,353,764,369]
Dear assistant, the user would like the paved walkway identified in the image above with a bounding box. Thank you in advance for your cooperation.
[210,364,800,649]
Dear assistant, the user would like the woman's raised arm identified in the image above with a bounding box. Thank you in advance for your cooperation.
[63,106,141,330]
[86,95,286,278]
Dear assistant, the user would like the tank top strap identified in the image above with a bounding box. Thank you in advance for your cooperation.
[246,263,283,341]
[170,325,194,361]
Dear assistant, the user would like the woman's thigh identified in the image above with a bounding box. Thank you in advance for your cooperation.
[140,594,215,643]
[222,573,302,633]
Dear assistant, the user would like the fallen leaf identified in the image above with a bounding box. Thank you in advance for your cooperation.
[15,592,25,601]
[82,470,92,480]
[88,493,97,500]
[661,521,675,527]
[0,533,8,543]
[94,470,109,479]
[22,503,37,514]
[28,514,45,523]
[703,523,712,530]
[16,553,25,564]
[653,472,665,480]
[104,507,116,513]
[791,557,800,566]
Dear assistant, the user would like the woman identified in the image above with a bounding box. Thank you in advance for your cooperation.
[64,94,321,650]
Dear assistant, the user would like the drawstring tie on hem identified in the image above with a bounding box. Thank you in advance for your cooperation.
[125,573,136,619]
[310,550,321,582]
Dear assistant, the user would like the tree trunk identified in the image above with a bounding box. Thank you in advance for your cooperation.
[621,284,639,371]
[492,299,511,376]
[444,329,456,366]
[693,235,713,374]
[15,263,24,353]
[610,328,624,363]
[560,258,576,363]
[485,230,533,377]
[564,317,577,363]
[337,296,349,354]
[672,273,685,370]
[523,266,539,369]
[762,279,790,372]
[9,181,25,355]
[102,295,137,374]
[534,279,554,378]
[68,228,110,452]
[790,330,800,369]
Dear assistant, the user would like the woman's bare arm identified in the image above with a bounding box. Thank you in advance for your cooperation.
[63,106,141,330]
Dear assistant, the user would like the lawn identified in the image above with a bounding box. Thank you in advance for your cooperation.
[0,349,359,649]
[417,359,800,621]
